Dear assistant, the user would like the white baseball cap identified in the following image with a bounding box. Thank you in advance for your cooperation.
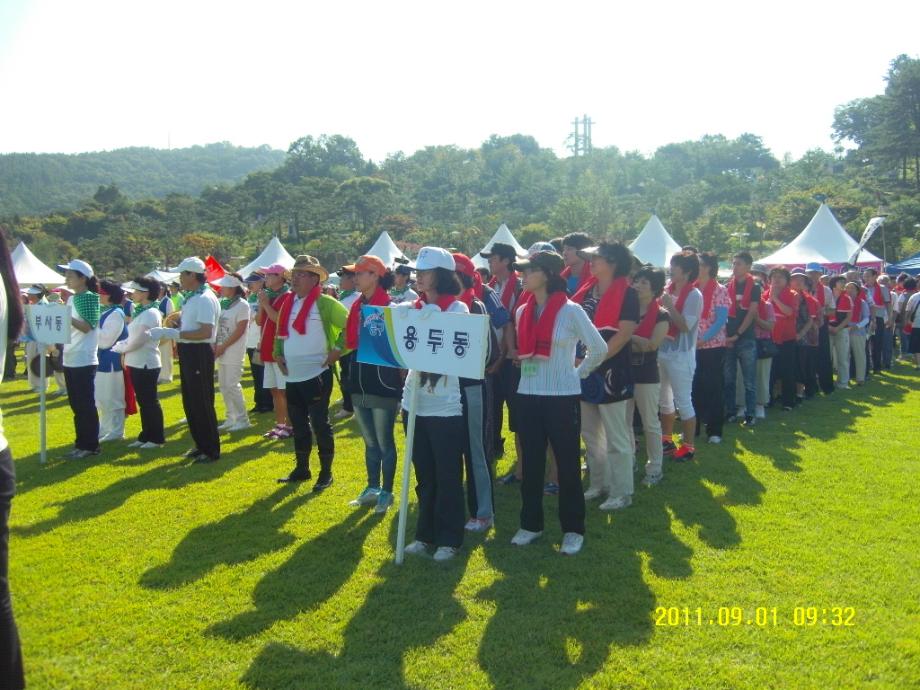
[415,247,455,272]
[169,256,207,273]
[214,274,243,288]
[57,259,94,277]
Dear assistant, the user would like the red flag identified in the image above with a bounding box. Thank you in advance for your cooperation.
[205,255,226,288]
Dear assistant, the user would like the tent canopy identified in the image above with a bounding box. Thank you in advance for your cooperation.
[365,231,409,267]
[145,269,180,284]
[628,215,682,268]
[11,242,65,285]
[758,204,883,270]
[472,224,527,269]
[238,236,295,277]
[886,251,920,276]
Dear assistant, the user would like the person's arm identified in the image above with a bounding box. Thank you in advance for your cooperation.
[632,319,669,353]
[72,316,92,333]
[112,312,155,354]
[736,300,759,338]
[215,317,248,358]
[322,297,350,366]
[572,307,609,376]
[605,320,635,358]
[771,291,793,316]
[97,311,124,350]
[701,305,728,343]
[660,292,689,333]
[180,301,217,341]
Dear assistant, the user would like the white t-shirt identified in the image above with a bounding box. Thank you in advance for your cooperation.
[216,299,250,364]
[282,298,328,383]
[178,290,221,344]
[400,300,469,417]
[659,288,703,359]
[906,292,920,328]
[245,298,261,349]
[115,307,162,369]
[389,287,418,305]
[340,292,360,311]
[63,295,99,367]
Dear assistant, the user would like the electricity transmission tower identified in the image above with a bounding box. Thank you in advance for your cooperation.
[566,114,594,156]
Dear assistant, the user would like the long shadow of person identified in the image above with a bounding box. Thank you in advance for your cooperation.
[208,509,379,642]
[139,485,313,589]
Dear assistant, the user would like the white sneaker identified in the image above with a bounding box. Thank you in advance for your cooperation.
[404,540,430,557]
[755,405,766,419]
[464,517,493,533]
[433,546,459,562]
[583,487,604,501]
[217,420,232,430]
[177,417,187,424]
[127,440,144,448]
[511,529,543,546]
[642,473,663,487]
[560,532,584,555]
[226,421,253,432]
[99,433,123,443]
[599,495,632,511]
[333,409,353,420]
[708,435,722,444]
[349,487,380,507]
[139,442,164,449]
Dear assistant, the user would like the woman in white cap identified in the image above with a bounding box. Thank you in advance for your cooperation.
[214,273,252,431]
[95,280,129,442]
[155,282,176,384]
[112,277,165,448]
[57,258,101,459]
[401,247,469,563]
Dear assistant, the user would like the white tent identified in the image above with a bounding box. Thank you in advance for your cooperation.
[758,203,883,270]
[628,215,682,268]
[472,224,527,268]
[366,231,409,267]
[11,242,65,285]
[238,236,296,277]
[145,269,180,284]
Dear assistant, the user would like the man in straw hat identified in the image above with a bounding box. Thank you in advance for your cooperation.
[273,255,349,490]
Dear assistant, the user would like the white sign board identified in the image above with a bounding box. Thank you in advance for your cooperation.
[28,304,71,345]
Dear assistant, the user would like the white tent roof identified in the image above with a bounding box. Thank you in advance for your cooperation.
[238,236,296,277]
[366,231,409,267]
[11,242,65,285]
[145,269,180,284]
[628,215,682,268]
[473,224,527,268]
[759,203,883,268]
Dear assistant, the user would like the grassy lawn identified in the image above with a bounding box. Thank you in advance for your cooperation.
[3,361,919,689]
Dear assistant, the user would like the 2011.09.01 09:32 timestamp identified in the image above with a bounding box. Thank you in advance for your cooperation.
[654,606,856,627]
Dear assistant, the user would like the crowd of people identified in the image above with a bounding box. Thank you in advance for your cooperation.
[13,236,920,565]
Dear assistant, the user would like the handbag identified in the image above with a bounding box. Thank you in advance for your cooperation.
[756,337,777,360]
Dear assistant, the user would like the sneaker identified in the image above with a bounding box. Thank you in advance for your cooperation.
[192,453,218,464]
[742,416,755,428]
[673,445,695,462]
[433,546,459,562]
[226,421,253,432]
[543,482,559,496]
[127,440,144,448]
[560,532,584,555]
[349,487,381,507]
[70,449,99,459]
[404,540,430,556]
[782,405,793,412]
[599,495,632,511]
[217,420,233,430]
[333,409,353,420]
[642,473,663,487]
[99,433,123,443]
[183,447,202,458]
[139,442,164,449]
[708,435,722,444]
[277,470,311,483]
[499,471,519,485]
[725,414,738,423]
[662,440,677,456]
[312,473,334,493]
[755,405,766,419]
[583,487,604,501]
[374,491,394,514]
[464,517,493,533]
[511,529,543,546]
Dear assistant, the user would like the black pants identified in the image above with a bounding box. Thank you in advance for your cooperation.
[796,344,818,397]
[338,352,354,412]
[0,448,24,689]
[177,343,220,459]
[692,347,724,436]
[247,348,273,411]
[870,316,885,372]
[285,369,334,475]
[63,365,100,451]
[405,414,465,548]
[488,358,520,456]
[815,324,834,394]
[776,340,797,408]
[128,366,164,444]
[517,394,585,535]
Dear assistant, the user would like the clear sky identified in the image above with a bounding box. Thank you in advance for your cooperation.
[0,0,917,162]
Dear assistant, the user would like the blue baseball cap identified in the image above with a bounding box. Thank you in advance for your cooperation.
[805,262,825,274]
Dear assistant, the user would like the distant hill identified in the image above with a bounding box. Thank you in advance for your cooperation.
[0,142,286,216]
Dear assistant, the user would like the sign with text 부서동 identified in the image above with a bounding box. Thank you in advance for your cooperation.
[28,304,71,345]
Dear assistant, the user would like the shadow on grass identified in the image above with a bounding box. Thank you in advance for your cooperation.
[139,485,313,589]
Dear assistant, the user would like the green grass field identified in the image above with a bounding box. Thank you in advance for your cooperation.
[3,362,919,689]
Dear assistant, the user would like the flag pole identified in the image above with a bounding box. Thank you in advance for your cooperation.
[395,376,419,565]
[39,348,47,465]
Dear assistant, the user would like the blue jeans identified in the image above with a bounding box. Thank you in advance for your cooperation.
[354,404,397,492]
[723,338,757,417]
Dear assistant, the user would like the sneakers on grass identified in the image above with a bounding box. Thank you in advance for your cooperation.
[641,473,662,487]
[374,491,394,514]
[349,487,380,507]
[433,546,459,562]
[464,517,493,533]
[560,532,583,556]
[511,529,542,546]
[599,495,632,511]
[404,540,430,557]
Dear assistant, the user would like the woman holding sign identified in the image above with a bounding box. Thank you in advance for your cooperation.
[401,247,469,563]
[511,251,606,556]
[344,255,403,515]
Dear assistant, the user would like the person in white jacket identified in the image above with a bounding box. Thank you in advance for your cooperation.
[214,274,252,431]
[95,280,128,442]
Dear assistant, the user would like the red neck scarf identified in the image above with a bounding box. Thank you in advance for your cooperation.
[665,280,694,338]
[561,260,593,293]
[277,285,321,337]
[517,291,568,359]
[697,278,717,319]
[851,291,866,320]
[726,275,754,317]
[571,276,598,304]
[592,276,630,330]
[488,272,519,310]
[871,283,884,307]
[459,272,484,309]
[815,283,826,307]
[635,299,661,338]
[345,286,390,350]
[414,293,459,312]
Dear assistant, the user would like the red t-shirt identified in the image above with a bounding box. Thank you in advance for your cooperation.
[771,287,799,344]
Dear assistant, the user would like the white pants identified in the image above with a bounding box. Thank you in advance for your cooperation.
[848,330,867,383]
[95,369,125,439]
[158,341,173,383]
[830,329,850,387]
[658,353,696,418]
[734,358,773,407]
[262,361,287,389]
[627,382,663,477]
[580,399,634,499]
[218,358,248,426]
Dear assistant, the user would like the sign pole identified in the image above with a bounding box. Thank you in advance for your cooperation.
[394,376,419,565]
[39,348,47,464]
